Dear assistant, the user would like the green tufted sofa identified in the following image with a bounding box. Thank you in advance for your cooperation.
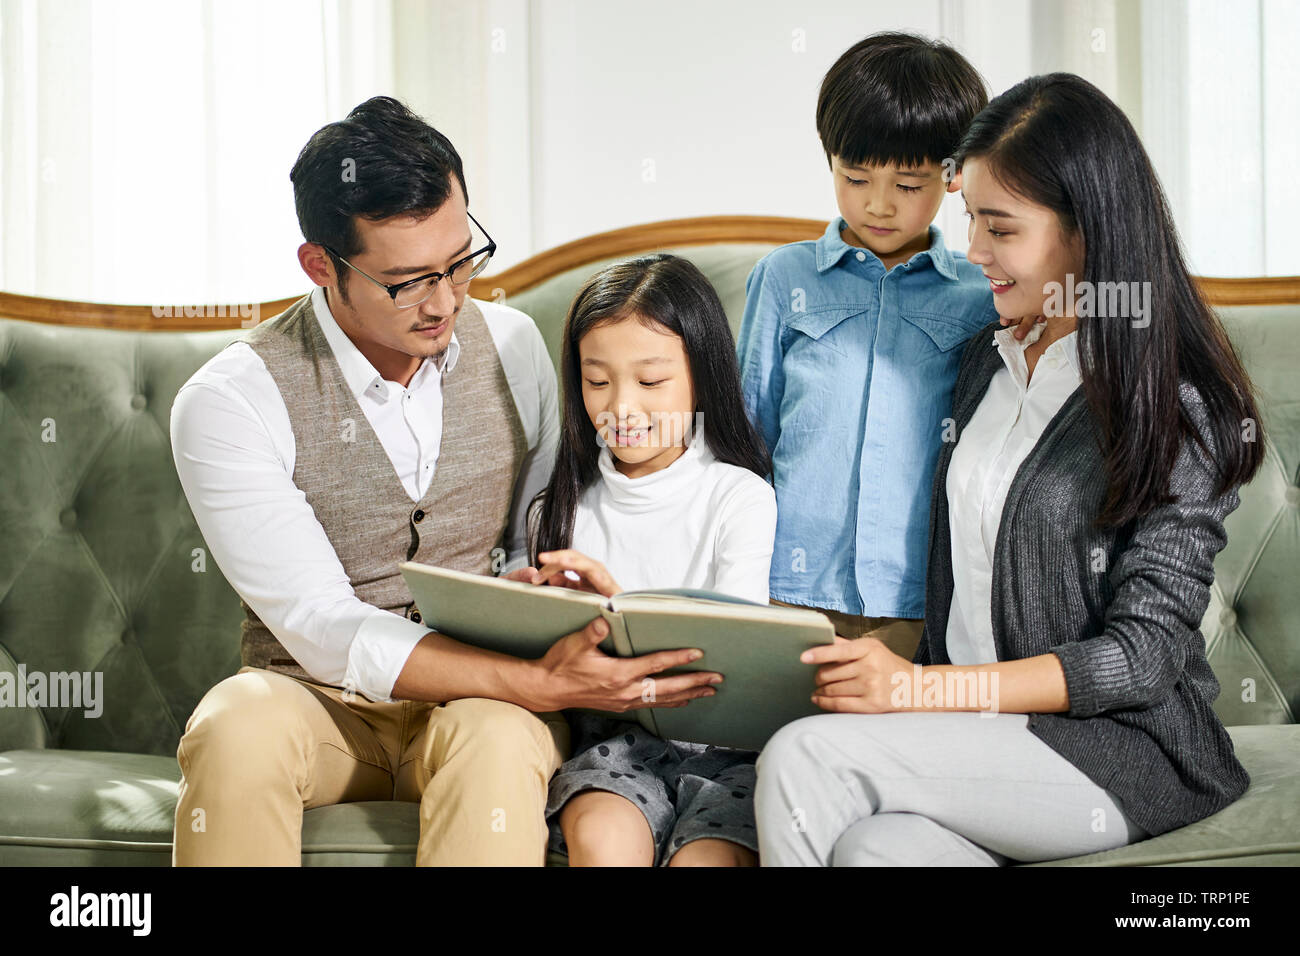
[2,220,1297,866]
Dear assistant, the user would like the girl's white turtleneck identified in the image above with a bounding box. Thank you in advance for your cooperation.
[568,430,777,604]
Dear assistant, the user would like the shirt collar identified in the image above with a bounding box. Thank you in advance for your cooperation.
[596,423,715,513]
[991,321,1082,379]
[310,286,460,403]
[815,218,959,281]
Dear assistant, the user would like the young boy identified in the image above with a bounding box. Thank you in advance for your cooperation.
[738,32,1030,659]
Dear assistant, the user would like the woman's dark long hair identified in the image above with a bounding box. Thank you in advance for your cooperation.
[953,73,1265,526]
[528,254,771,565]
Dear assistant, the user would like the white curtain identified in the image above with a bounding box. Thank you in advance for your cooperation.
[0,0,395,304]
[1142,0,1300,278]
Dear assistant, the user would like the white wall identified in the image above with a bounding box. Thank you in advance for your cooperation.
[526,1,950,252]
[423,0,1137,271]
[5,0,1287,304]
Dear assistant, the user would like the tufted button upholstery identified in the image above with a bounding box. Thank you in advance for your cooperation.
[0,317,248,756]
[1185,304,1300,728]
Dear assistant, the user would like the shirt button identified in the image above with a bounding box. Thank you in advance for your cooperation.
[412,509,425,523]
[855,251,866,261]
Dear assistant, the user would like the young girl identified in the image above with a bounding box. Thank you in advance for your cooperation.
[517,253,777,867]
[754,73,1265,865]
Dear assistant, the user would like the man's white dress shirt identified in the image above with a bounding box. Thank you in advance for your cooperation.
[170,287,558,702]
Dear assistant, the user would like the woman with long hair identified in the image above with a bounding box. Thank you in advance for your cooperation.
[755,73,1265,865]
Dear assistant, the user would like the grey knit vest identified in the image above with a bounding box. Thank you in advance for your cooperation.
[234,293,528,687]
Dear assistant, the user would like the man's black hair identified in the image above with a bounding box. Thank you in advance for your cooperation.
[290,96,467,304]
[816,32,987,170]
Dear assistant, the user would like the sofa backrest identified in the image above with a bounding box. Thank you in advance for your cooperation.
[1,224,1296,756]
[1196,304,1300,726]
[0,322,249,755]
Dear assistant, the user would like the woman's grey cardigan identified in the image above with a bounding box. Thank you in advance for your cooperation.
[916,321,1250,838]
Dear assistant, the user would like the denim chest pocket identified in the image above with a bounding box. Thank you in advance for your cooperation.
[783,306,870,357]
[899,311,975,353]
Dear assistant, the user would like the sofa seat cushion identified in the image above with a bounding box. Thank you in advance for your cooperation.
[1024,725,1300,866]
[0,749,420,865]
[3,725,1295,866]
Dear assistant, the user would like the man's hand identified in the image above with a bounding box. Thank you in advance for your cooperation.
[525,617,722,712]
[534,549,622,597]
[1002,313,1046,340]
[803,635,914,714]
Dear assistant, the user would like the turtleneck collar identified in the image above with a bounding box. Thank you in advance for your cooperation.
[594,425,714,513]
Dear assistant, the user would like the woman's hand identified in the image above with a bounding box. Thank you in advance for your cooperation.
[535,549,623,598]
[803,635,915,713]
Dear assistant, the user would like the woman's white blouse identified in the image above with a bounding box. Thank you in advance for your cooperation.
[944,323,1083,665]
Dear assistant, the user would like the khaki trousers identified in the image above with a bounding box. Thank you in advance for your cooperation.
[770,599,924,661]
[172,666,568,866]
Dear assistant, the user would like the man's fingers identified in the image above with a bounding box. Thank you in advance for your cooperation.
[630,686,716,708]
[634,670,722,699]
[625,698,692,711]
[580,617,610,646]
[627,647,705,678]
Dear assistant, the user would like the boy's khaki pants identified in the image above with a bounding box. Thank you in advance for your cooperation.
[770,599,924,661]
[172,666,568,866]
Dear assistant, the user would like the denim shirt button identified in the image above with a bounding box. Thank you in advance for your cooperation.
[855,251,866,261]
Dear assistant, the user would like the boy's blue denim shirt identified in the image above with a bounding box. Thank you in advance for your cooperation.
[737,217,997,617]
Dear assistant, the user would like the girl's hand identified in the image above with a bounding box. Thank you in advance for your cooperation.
[802,635,915,713]
[502,567,541,584]
[1001,312,1046,340]
[535,549,623,598]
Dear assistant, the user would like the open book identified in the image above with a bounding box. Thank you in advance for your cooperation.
[399,562,837,751]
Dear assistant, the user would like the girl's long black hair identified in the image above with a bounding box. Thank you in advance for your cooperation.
[953,73,1265,526]
[528,254,771,565]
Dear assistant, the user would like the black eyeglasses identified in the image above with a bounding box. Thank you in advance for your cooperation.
[319,211,496,309]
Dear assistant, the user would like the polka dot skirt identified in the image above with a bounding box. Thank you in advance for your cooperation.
[546,714,758,866]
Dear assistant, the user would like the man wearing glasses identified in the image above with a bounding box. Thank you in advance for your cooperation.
[168,97,719,866]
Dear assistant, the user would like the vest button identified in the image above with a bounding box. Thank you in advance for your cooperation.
[412,509,425,523]
[410,610,422,624]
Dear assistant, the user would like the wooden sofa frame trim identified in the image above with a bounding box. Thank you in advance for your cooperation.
[3,216,1298,331]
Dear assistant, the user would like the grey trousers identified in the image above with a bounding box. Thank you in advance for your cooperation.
[755,711,1149,866]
